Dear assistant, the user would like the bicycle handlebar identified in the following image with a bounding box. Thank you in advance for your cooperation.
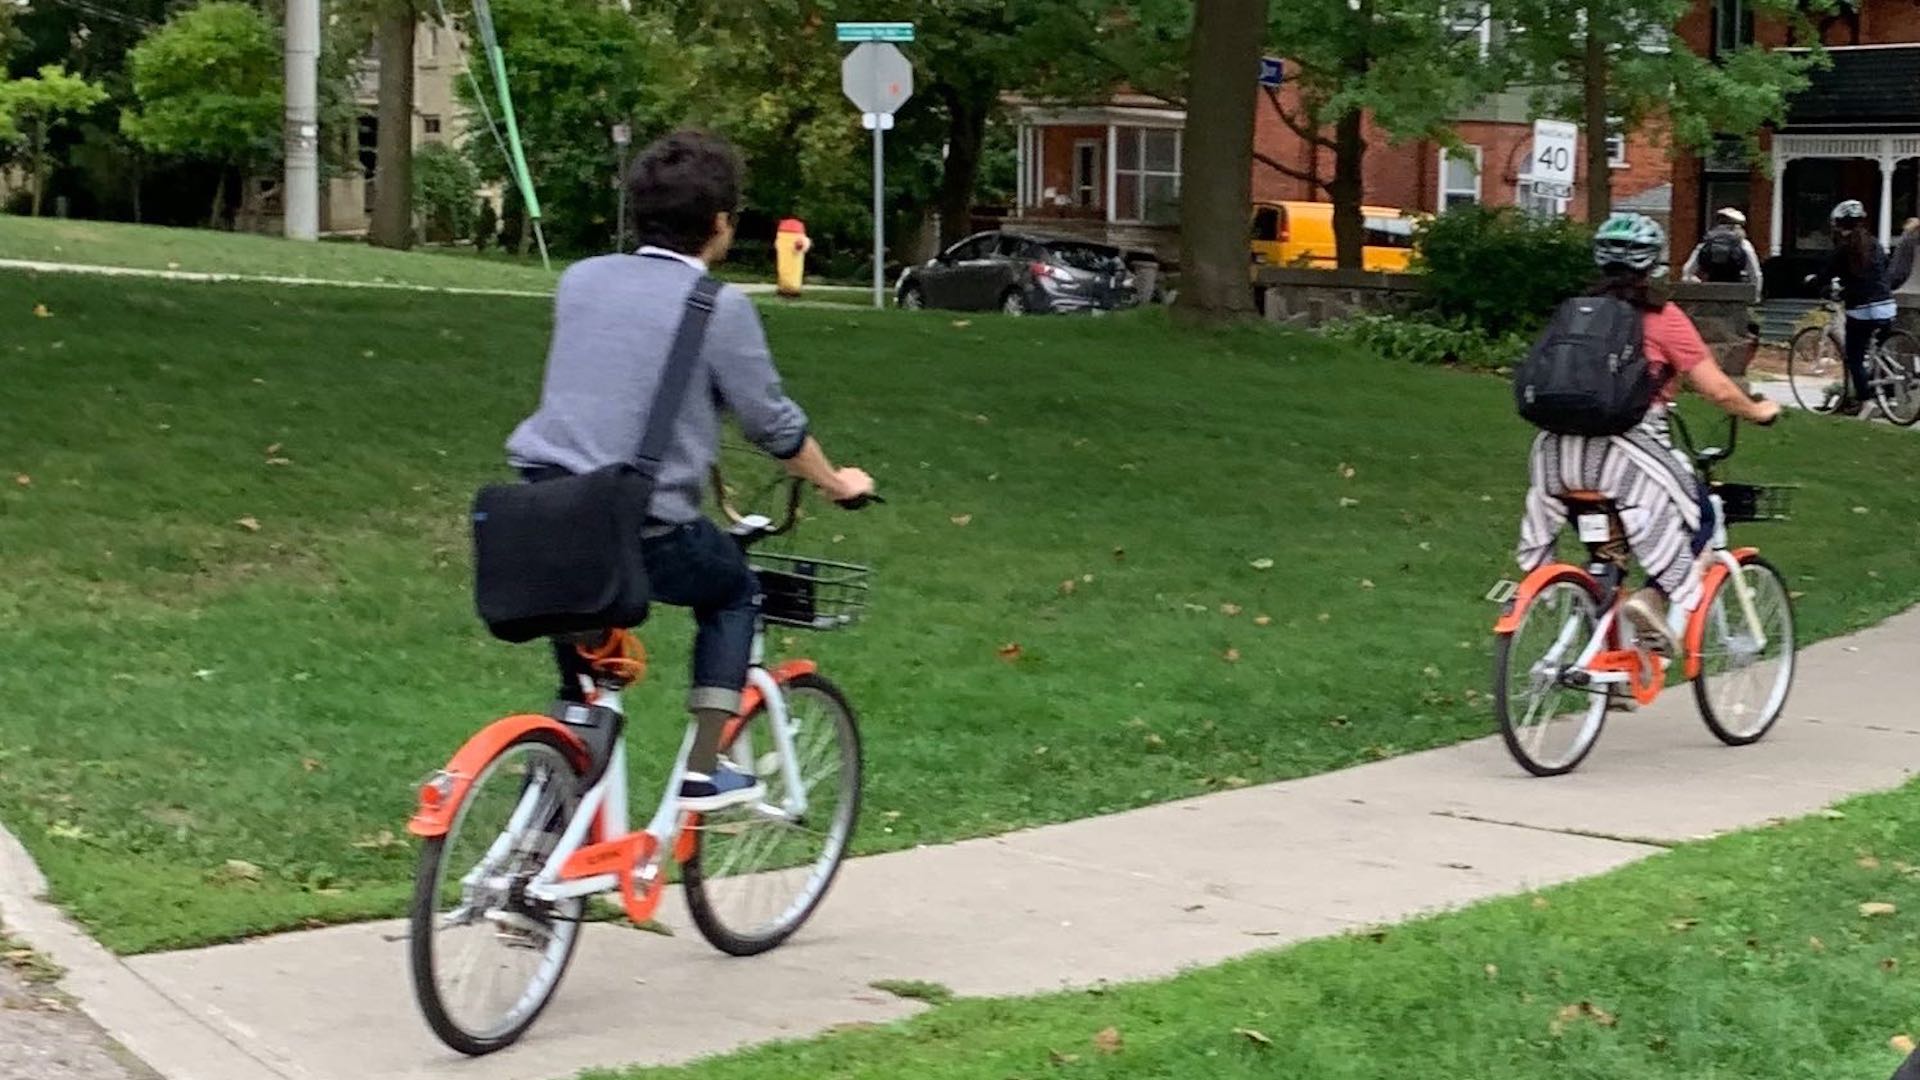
[710,467,882,540]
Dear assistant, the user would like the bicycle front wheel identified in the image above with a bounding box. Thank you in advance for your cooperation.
[1493,573,1607,777]
[1786,325,1845,413]
[683,672,862,956]
[1873,330,1920,427]
[1693,555,1795,746]
[409,730,585,1056]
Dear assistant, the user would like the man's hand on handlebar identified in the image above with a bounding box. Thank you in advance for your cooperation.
[821,466,876,507]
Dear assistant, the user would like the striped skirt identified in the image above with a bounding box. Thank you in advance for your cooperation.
[1515,409,1707,609]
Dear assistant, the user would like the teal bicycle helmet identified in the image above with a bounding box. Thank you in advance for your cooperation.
[1592,212,1665,273]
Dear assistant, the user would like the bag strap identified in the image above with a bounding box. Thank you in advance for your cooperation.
[632,275,724,478]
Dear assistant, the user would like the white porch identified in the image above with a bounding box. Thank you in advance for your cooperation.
[1767,133,1920,255]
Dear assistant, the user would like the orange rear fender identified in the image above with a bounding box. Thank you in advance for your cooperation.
[407,714,591,839]
[1493,564,1602,635]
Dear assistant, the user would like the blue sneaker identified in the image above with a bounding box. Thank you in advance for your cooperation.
[679,761,764,812]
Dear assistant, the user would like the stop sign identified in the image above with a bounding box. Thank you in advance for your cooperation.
[841,42,913,116]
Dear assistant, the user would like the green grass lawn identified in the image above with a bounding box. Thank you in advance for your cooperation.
[604,782,1920,1080]
[3,269,1920,954]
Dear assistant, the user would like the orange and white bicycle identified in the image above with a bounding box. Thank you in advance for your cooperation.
[1488,417,1796,776]
[406,474,876,1055]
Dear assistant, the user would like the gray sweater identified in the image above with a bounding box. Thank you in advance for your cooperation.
[505,252,809,523]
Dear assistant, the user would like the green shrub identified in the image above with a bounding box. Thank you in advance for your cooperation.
[413,143,479,243]
[1322,315,1530,372]
[1414,205,1593,337]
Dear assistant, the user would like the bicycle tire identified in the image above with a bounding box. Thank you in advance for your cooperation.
[1874,330,1920,427]
[1493,570,1609,777]
[1786,325,1844,413]
[410,729,585,1057]
[683,672,862,956]
[1693,554,1795,746]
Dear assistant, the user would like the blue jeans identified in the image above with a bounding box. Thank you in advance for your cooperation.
[1845,317,1891,404]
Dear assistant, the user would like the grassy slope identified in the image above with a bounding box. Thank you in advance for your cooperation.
[604,782,1920,1080]
[2,270,1919,953]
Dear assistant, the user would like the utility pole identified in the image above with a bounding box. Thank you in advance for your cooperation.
[284,0,320,240]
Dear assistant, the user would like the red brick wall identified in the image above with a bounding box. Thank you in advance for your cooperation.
[1031,125,1108,218]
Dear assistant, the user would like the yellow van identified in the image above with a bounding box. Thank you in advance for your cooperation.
[1250,201,1416,273]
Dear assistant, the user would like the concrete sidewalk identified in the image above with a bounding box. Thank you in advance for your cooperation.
[4,608,1919,1080]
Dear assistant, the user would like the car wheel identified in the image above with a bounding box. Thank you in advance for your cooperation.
[1000,290,1027,317]
[899,285,925,310]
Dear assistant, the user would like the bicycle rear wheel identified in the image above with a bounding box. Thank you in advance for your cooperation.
[683,672,862,956]
[1786,325,1845,413]
[409,730,585,1056]
[1693,555,1795,746]
[1493,573,1608,776]
[1873,330,1920,427]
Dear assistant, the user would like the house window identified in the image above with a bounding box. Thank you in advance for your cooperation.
[1071,139,1101,209]
[1711,0,1753,56]
[1447,3,1492,58]
[1439,146,1482,210]
[1607,120,1628,168]
[423,115,443,138]
[425,26,440,59]
[1114,127,1181,225]
[1517,179,1570,218]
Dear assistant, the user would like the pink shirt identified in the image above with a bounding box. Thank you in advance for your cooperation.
[1642,302,1713,404]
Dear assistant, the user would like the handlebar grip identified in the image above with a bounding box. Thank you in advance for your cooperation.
[835,492,885,511]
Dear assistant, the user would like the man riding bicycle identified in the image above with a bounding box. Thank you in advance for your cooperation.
[505,130,873,813]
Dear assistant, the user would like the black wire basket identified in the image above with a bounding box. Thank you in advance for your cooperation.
[1714,482,1794,524]
[752,552,871,630]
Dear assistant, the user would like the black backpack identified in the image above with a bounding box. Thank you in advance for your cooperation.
[1513,296,1658,437]
[1698,229,1747,282]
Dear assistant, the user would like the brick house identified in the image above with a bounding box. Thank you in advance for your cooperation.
[1006,76,1673,262]
[1670,0,1920,292]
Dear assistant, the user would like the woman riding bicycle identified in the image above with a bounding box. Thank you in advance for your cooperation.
[1515,214,1780,653]
[1824,199,1899,417]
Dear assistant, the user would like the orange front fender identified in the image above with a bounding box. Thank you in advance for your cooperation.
[407,714,591,838]
[1493,563,1601,634]
[1684,547,1759,679]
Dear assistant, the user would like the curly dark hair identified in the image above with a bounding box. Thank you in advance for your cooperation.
[624,130,743,255]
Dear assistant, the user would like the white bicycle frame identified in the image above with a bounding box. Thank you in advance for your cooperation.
[457,623,810,909]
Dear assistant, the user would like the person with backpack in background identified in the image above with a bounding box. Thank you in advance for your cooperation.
[1822,199,1898,417]
[1681,208,1765,300]
[1513,214,1780,654]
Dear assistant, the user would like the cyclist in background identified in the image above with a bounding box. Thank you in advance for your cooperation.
[1516,214,1780,655]
[1681,207,1764,301]
[1823,199,1897,417]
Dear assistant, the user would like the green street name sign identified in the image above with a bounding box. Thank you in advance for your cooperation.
[836,22,914,42]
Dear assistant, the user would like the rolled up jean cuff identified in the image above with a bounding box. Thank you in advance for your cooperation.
[689,686,743,716]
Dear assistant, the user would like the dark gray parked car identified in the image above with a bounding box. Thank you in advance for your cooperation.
[896,231,1139,315]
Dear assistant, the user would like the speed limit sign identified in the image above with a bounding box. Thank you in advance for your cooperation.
[1529,119,1579,188]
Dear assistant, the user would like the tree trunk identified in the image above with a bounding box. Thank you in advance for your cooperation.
[1174,0,1265,322]
[28,123,45,217]
[1582,20,1612,223]
[1330,111,1367,270]
[937,89,989,251]
[209,170,227,229]
[370,6,417,250]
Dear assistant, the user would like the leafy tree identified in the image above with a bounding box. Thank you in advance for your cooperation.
[455,0,666,253]
[0,65,108,215]
[1500,0,1823,220]
[121,1,280,226]
[414,141,478,241]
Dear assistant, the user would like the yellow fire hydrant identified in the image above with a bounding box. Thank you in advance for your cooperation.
[775,217,810,297]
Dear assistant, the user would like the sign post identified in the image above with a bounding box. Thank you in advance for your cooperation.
[839,28,914,309]
[1523,118,1578,204]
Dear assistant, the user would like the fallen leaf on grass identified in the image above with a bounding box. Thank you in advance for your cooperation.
[1484,963,1499,980]
[1882,957,1899,973]
[1250,558,1274,570]
[47,821,88,842]
[1253,614,1272,626]
[952,321,972,330]
[1809,936,1827,952]
[1144,732,1165,749]
[1223,648,1241,663]
[1059,579,1077,596]
[1359,579,1375,590]
[1860,855,1883,870]
[1048,1049,1080,1066]
[1532,896,1551,910]
[1893,1035,1916,1054]
[1550,1001,1618,1036]
[13,474,29,488]
[1316,612,1331,622]
[1822,809,1848,820]
[1338,497,1360,508]
[1221,603,1242,616]
[949,514,972,527]
[1220,776,1250,788]
[1854,506,1871,515]
[1860,902,1898,918]
[1093,1026,1124,1054]
[300,758,324,773]
[997,643,1023,663]
[351,830,407,852]
[1338,462,1356,479]
[1112,547,1126,560]
[235,516,262,532]
[214,859,264,884]
[1668,918,1700,932]
[32,304,50,318]
[1233,1027,1274,1047]
[192,669,216,680]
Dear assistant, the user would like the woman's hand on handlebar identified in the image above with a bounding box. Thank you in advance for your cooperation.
[1748,397,1783,426]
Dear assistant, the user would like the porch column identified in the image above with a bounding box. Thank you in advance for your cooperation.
[1015,125,1027,216]
[1879,141,1896,248]
[1769,142,1785,256]
[1105,124,1118,224]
